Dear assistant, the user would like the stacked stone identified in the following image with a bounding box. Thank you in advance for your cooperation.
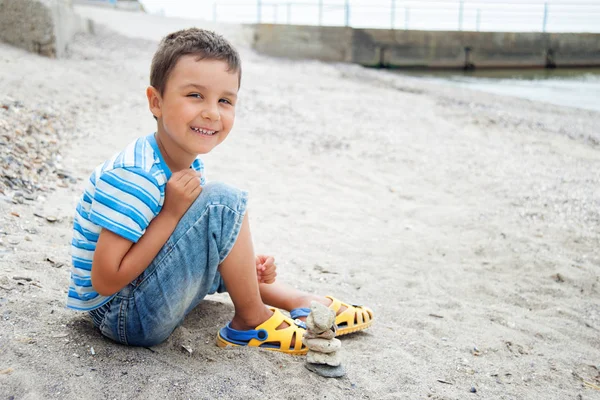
[303,301,346,378]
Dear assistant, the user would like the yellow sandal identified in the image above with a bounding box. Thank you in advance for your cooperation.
[326,296,374,336]
[216,308,308,355]
[288,296,374,336]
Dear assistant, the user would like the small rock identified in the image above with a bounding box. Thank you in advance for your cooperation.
[51,333,68,338]
[181,344,193,355]
[303,327,336,340]
[470,387,477,393]
[303,337,341,353]
[90,347,95,356]
[309,301,336,331]
[305,314,324,334]
[307,350,341,366]
[45,216,58,223]
[305,362,346,378]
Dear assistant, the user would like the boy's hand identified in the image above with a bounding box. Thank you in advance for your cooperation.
[256,254,277,284]
[162,169,202,220]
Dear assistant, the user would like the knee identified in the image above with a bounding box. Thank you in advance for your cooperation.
[199,182,247,214]
[174,181,248,256]
[127,330,171,347]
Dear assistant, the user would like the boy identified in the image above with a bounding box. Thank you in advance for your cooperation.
[67,28,373,354]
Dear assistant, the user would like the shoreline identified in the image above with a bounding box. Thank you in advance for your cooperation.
[389,66,600,113]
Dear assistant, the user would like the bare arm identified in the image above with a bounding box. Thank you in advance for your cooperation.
[91,169,203,296]
[91,211,180,296]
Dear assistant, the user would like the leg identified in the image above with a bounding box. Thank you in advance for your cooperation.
[257,281,331,312]
[218,215,305,350]
[217,213,272,331]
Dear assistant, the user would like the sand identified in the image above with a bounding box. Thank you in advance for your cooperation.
[0,5,599,399]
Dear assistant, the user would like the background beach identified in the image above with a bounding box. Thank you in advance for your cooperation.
[0,4,600,399]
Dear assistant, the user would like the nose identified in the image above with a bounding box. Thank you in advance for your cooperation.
[201,104,220,121]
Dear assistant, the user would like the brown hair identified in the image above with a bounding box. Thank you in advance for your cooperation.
[150,28,242,95]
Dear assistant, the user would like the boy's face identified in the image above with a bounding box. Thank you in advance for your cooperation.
[149,55,239,158]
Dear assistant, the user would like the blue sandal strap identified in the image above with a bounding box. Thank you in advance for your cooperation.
[289,307,311,320]
[219,323,269,345]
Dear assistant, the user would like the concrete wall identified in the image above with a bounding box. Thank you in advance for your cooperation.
[355,30,600,69]
[253,24,353,63]
[252,24,600,69]
[0,0,89,57]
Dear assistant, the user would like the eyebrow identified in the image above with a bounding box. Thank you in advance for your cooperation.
[182,83,237,99]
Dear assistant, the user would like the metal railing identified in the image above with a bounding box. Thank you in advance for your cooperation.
[74,0,143,11]
[209,0,600,32]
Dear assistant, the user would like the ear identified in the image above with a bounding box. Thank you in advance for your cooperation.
[146,86,162,119]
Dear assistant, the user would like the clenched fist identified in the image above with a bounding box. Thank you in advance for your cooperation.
[256,254,277,284]
[161,169,202,220]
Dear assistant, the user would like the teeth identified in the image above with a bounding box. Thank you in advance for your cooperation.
[192,127,216,135]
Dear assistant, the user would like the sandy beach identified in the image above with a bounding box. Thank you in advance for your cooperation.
[1,6,599,399]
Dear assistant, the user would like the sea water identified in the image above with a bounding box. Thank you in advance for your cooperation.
[400,68,600,112]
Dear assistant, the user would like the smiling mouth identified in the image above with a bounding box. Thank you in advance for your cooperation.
[191,126,217,136]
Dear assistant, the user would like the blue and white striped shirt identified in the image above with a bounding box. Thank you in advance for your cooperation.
[67,133,205,311]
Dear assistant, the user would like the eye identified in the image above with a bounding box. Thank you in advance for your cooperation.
[187,93,202,99]
[219,98,233,105]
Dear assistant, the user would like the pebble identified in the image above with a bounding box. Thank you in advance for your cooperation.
[303,337,341,354]
[305,362,346,378]
[470,387,477,393]
[305,314,323,334]
[0,96,75,197]
[309,301,336,331]
[51,333,68,338]
[307,350,341,367]
[303,326,336,340]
